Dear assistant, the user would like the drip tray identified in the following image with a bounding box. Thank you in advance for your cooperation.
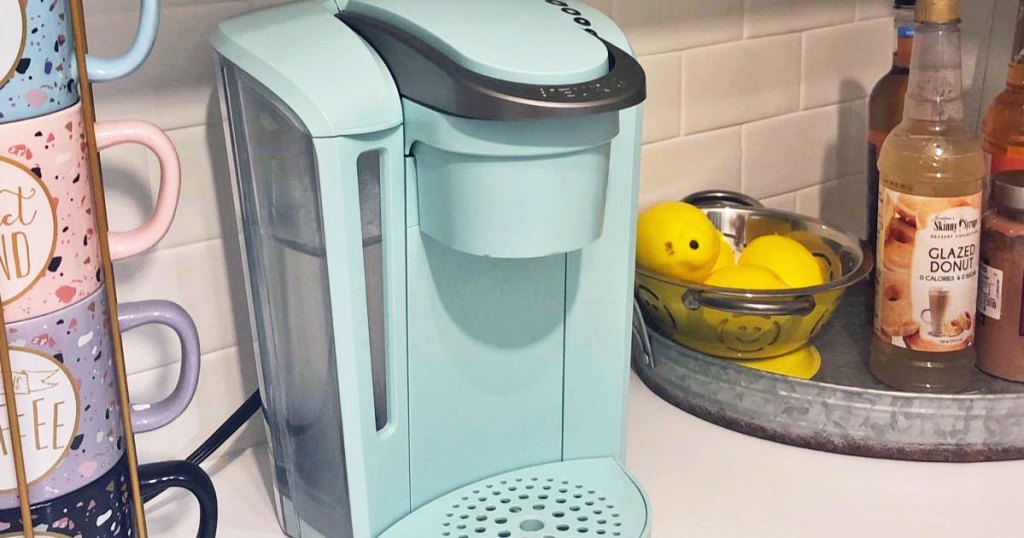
[633,282,1024,463]
[380,458,650,538]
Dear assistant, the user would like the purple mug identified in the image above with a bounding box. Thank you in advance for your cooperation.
[0,285,200,508]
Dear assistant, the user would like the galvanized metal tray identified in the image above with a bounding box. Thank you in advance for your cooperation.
[632,282,1024,462]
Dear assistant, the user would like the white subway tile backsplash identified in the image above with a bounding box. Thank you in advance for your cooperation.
[683,34,801,134]
[961,0,999,131]
[132,346,262,463]
[639,128,742,209]
[836,99,869,177]
[100,140,156,236]
[741,100,867,198]
[796,174,870,238]
[89,1,252,130]
[744,0,857,39]
[856,0,894,21]
[802,19,893,109]
[114,238,249,357]
[760,191,798,212]
[639,53,683,143]
[150,124,234,250]
[613,0,744,56]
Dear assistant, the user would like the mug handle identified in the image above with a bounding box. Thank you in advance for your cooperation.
[139,460,218,538]
[118,300,201,432]
[95,121,181,260]
[85,0,160,82]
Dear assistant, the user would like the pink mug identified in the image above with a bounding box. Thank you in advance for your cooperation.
[0,102,180,322]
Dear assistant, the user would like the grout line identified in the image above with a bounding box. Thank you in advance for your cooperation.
[799,30,807,111]
[971,0,1001,134]
[742,0,751,39]
[739,119,748,194]
[678,51,687,136]
[640,124,742,152]
[765,95,869,120]
[126,344,242,378]
[152,231,228,255]
[116,235,226,261]
[201,440,269,471]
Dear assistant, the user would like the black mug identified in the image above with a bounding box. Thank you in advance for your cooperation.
[0,455,217,537]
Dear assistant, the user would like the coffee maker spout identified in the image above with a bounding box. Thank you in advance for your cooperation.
[408,103,621,259]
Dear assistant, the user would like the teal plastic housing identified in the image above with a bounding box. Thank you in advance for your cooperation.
[405,101,619,258]
[214,1,649,537]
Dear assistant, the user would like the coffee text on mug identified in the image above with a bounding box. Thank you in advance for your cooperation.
[0,349,79,491]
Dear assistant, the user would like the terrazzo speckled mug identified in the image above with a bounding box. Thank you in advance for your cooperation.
[0,285,200,509]
[0,455,217,538]
[0,0,160,123]
[0,102,180,322]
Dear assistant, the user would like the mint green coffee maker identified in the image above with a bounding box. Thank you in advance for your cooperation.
[213,1,649,536]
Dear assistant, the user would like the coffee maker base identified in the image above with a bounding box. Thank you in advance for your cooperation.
[380,458,651,538]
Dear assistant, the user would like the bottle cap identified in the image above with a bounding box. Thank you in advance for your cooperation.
[992,171,1024,211]
[915,0,960,23]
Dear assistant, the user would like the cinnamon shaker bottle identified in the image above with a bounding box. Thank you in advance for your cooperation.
[978,171,1024,381]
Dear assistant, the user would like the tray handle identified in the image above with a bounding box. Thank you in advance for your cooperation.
[632,299,657,368]
[683,289,817,317]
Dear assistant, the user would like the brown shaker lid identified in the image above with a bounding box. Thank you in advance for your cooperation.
[993,171,1024,211]
[916,0,960,23]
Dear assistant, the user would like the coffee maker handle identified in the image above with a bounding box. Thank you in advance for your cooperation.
[315,131,411,537]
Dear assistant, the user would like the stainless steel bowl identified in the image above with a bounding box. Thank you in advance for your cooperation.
[635,196,873,360]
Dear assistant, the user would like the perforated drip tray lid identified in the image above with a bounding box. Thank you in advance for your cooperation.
[634,282,1024,463]
[380,458,650,538]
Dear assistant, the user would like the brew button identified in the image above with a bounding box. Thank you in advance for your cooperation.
[574,17,591,26]
[561,7,581,15]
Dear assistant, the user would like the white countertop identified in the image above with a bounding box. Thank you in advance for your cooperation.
[148,374,1024,537]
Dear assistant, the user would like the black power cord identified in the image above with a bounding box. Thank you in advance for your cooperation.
[186,390,262,466]
[142,390,262,504]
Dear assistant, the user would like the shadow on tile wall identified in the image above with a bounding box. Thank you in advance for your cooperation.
[815,78,871,239]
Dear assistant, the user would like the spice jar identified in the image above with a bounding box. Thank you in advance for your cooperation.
[978,171,1024,381]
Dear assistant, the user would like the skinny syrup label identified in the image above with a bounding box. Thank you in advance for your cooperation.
[0,0,25,86]
[0,157,57,304]
[875,186,982,351]
[0,348,79,491]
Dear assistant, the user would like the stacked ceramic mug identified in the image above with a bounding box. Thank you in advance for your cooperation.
[0,0,214,535]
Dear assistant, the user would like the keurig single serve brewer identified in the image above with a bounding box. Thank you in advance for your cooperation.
[213,1,648,536]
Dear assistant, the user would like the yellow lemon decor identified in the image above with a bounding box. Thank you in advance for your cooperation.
[737,235,826,289]
[636,202,722,283]
[739,346,822,379]
[634,203,871,366]
[711,234,736,273]
[703,265,789,290]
